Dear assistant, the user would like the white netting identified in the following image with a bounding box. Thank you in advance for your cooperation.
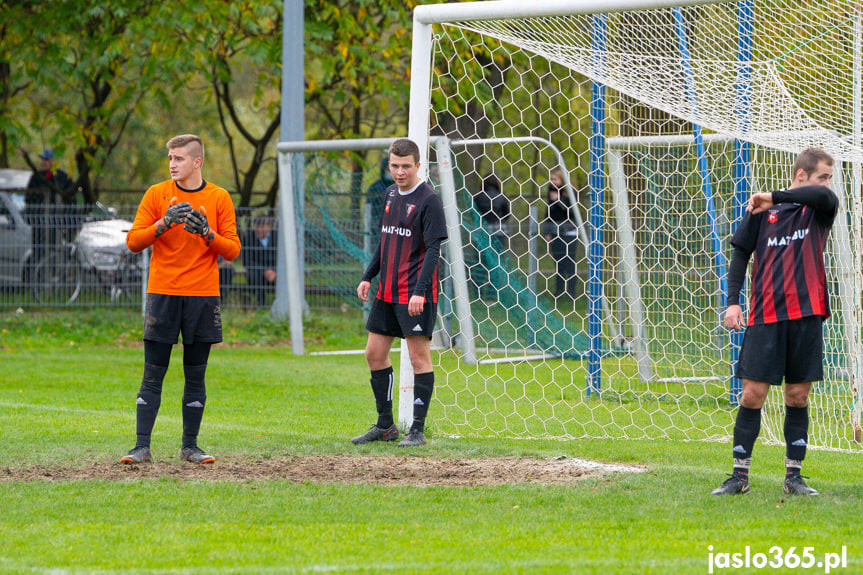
[422,0,863,450]
[450,2,863,159]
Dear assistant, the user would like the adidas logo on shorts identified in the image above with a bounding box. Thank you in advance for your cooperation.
[412,325,422,332]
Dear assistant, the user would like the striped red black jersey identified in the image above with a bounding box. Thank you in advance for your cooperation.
[730,185,838,326]
[367,181,447,304]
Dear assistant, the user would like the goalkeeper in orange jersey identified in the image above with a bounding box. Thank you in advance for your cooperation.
[122,134,241,465]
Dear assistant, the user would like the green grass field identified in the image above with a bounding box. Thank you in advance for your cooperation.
[1,309,862,574]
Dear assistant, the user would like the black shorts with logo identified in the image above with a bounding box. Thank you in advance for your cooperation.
[736,315,823,385]
[366,298,437,339]
[144,294,223,345]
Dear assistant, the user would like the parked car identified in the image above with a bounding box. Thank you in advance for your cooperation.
[0,168,30,191]
[0,169,34,284]
[0,169,142,303]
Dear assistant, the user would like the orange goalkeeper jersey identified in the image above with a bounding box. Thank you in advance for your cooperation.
[127,179,241,296]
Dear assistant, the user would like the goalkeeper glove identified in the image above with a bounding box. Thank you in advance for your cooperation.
[164,200,192,227]
[155,198,191,238]
[184,207,213,243]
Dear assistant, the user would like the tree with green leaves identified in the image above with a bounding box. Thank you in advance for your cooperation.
[17,1,184,203]
[0,1,33,168]
[1,0,440,205]
[305,0,420,213]
[177,1,283,208]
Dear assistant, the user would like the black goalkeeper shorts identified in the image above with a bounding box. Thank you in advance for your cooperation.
[736,315,823,385]
[366,298,437,339]
[144,293,223,345]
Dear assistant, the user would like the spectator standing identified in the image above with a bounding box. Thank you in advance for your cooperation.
[468,174,510,299]
[217,256,235,301]
[473,174,511,246]
[543,168,579,299]
[26,148,73,206]
[241,214,278,306]
[367,156,395,228]
[26,148,74,255]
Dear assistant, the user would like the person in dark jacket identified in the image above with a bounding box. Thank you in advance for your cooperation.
[26,148,73,206]
[543,168,579,299]
[242,214,277,306]
[468,174,511,299]
[473,174,511,244]
[26,148,75,256]
[367,155,395,227]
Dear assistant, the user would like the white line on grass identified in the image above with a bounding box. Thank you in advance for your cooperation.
[559,457,645,474]
[309,348,399,356]
[10,555,712,575]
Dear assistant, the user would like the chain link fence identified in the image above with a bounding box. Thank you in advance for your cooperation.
[0,187,378,314]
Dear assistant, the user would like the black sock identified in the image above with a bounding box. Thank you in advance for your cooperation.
[370,367,394,429]
[136,363,168,448]
[181,364,207,449]
[732,405,761,476]
[411,371,434,433]
[784,404,808,474]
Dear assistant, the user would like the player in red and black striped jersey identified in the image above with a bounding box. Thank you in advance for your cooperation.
[713,148,837,496]
[352,138,448,448]
[368,176,447,306]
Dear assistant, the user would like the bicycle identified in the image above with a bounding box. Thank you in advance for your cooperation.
[31,203,143,305]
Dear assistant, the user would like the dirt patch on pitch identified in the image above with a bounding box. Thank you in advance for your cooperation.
[0,455,644,485]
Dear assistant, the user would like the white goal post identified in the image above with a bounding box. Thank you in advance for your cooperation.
[399,0,863,449]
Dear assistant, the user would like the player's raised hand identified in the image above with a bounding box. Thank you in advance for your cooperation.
[164,200,192,227]
[724,304,745,330]
[155,198,192,237]
[184,206,216,246]
[357,280,371,302]
[184,207,210,236]
[746,192,774,214]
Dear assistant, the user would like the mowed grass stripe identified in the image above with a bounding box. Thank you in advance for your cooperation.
[2,310,863,574]
[2,477,861,574]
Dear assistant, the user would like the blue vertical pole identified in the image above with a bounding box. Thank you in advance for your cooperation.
[673,8,727,328]
[674,7,728,356]
[588,13,607,396]
[730,0,753,405]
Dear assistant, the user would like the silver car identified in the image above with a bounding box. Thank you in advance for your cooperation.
[0,169,142,303]
[0,170,35,284]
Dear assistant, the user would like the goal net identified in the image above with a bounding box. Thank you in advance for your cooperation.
[408,0,863,450]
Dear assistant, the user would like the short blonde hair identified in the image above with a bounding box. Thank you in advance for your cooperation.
[166,134,204,162]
